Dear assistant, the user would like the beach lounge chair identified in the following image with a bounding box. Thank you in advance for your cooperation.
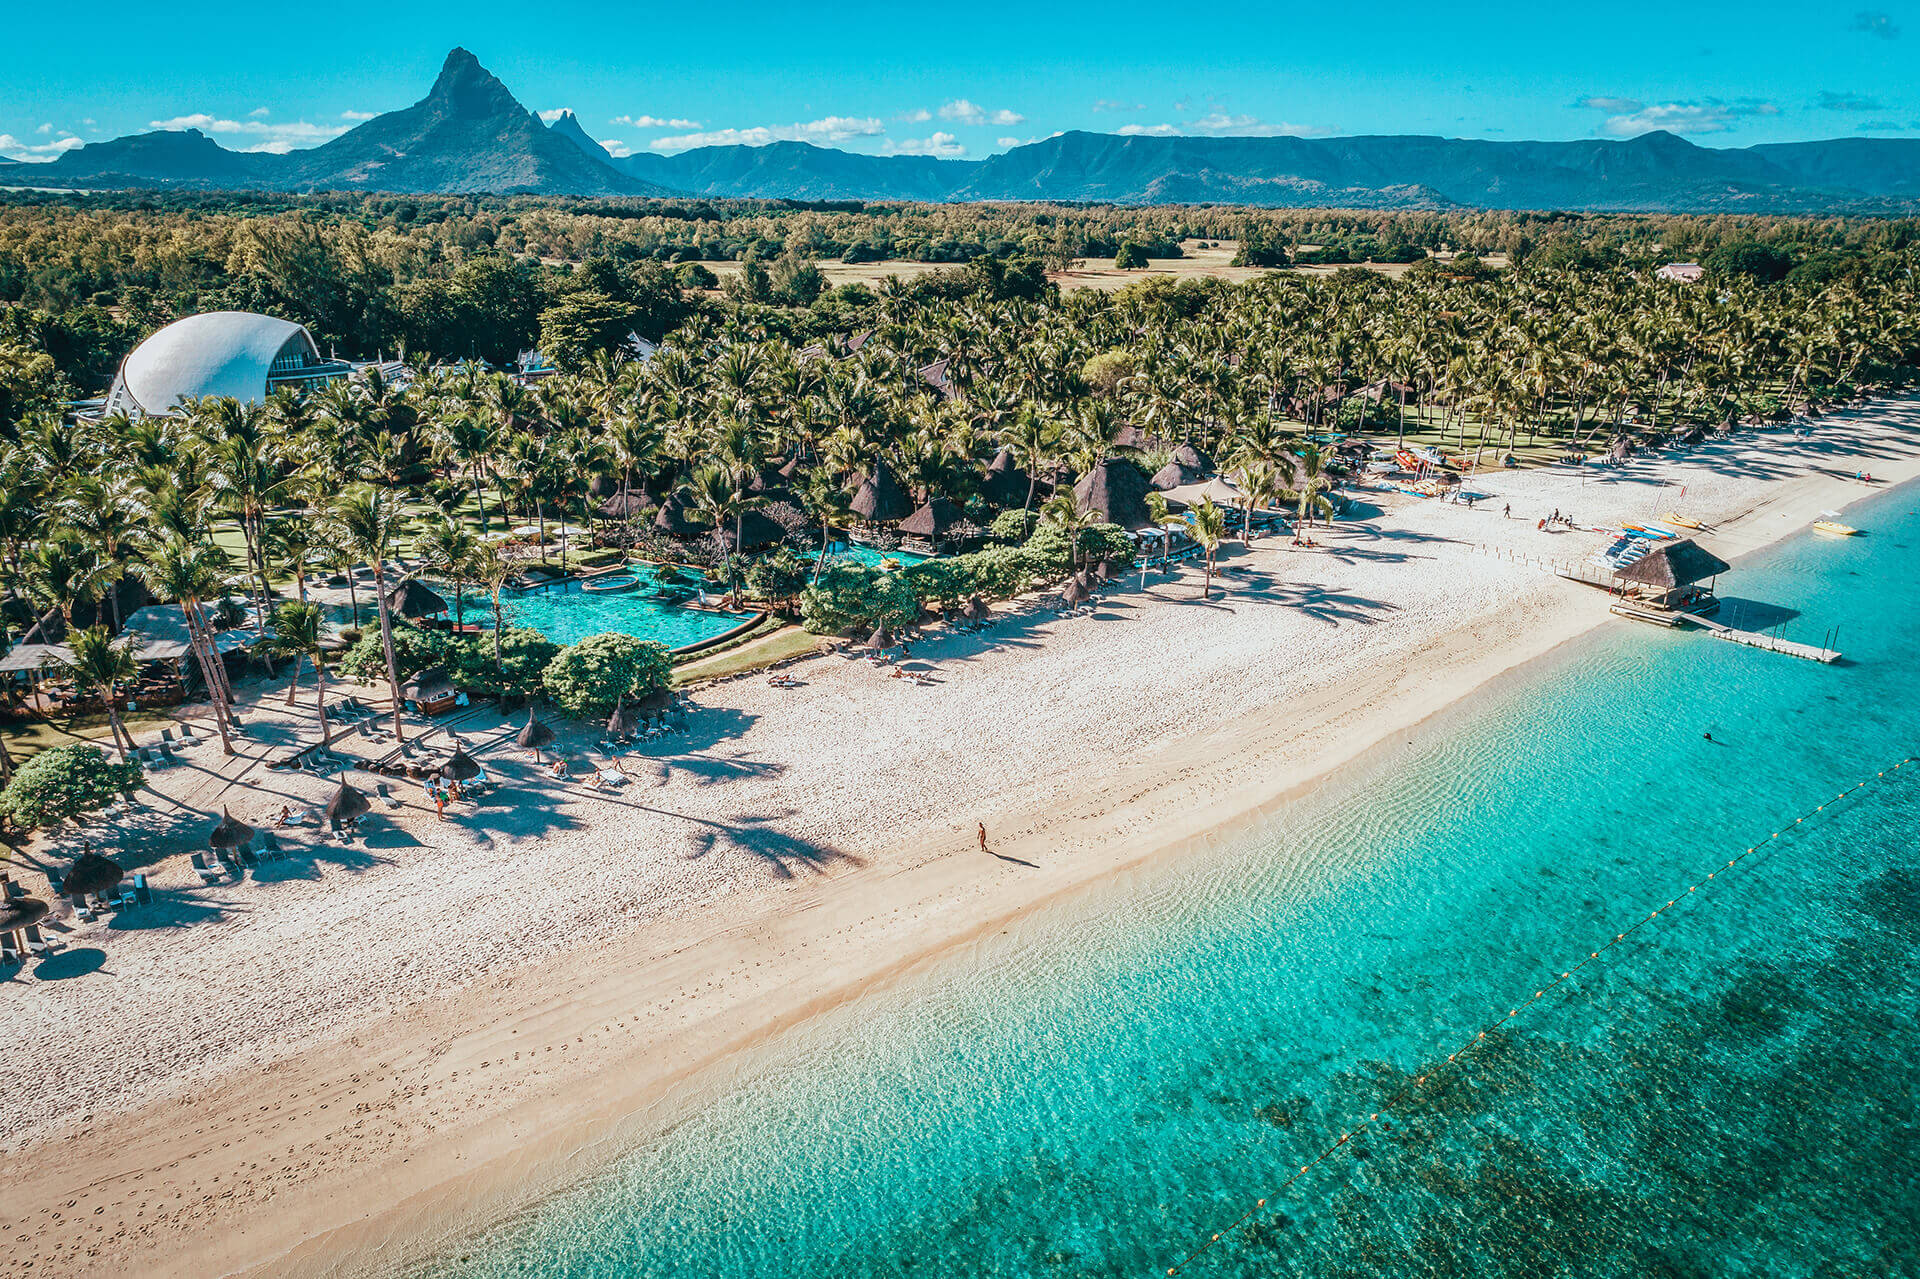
[160,726,176,744]
[192,851,221,883]
[375,781,403,808]
[133,873,153,906]
[74,899,96,922]
[239,847,259,869]
[24,924,52,954]
[136,746,156,765]
[0,932,19,963]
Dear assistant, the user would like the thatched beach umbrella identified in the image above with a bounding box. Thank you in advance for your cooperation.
[209,806,254,852]
[0,895,50,934]
[867,623,895,650]
[326,778,371,828]
[440,745,482,782]
[517,709,555,759]
[63,852,123,903]
[1061,577,1091,608]
[638,687,674,715]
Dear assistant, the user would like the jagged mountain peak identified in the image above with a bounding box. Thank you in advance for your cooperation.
[547,110,611,162]
[423,46,524,121]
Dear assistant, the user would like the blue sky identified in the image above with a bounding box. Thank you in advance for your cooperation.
[0,2,1909,162]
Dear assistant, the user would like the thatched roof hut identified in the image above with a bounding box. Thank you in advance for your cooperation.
[653,490,702,538]
[63,852,123,900]
[209,807,254,851]
[866,623,896,650]
[1614,539,1730,598]
[637,687,675,715]
[1150,460,1202,491]
[1171,443,1211,472]
[597,491,655,520]
[440,745,482,781]
[1072,459,1156,530]
[1061,577,1090,607]
[401,664,454,702]
[385,579,447,620]
[897,498,963,540]
[982,449,1030,508]
[714,509,786,553]
[516,710,555,752]
[326,779,371,826]
[849,460,913,524]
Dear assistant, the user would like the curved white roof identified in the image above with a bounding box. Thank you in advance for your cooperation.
[108,311,318,416]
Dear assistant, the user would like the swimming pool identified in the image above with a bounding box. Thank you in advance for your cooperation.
[823,541,933,570]
[500,577,752,651]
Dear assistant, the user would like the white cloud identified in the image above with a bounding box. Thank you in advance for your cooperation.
[989,108,1025,126]
[649,116,885,152]
[0,132,85,161]
[248,106,270,119]
[35,122,52,135]
[149,112,350,147]
[1118,114,1327,138]
[898,108,932,123]
[612,114,703,129]
[1576,96,1781,137]
[340,109,378,121]
[598,137,634,157]
[997,136,1024,148]
[537,108,569,123]
[939,99,986,125]
[884,131,966,157]
[1091,99,1145,113]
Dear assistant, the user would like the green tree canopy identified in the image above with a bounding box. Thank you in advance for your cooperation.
[541,632,673,716]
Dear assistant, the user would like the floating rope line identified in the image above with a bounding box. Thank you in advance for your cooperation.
[1163,754,1916,1276]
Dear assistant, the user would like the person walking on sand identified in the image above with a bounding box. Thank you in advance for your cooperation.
[977,822,988,853]
[1503,502,1510,519]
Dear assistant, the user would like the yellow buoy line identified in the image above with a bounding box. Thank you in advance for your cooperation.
[1163,754,1916,1276]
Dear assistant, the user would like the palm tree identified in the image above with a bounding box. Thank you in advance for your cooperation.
[800,471,855,584]
[467,540,516,673]
[133,536,239,755]
[268,600,332,738]
[329,486,413,742]
[1189,498,1227,599]
[22,534,117,639]
[1287,443,1336,529]
[416,517,477,628]
[682,464,753,603]
[59,626,139,760]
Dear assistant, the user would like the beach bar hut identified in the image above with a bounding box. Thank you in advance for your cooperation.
[385,579,448,622]
[1612,539,1730,612]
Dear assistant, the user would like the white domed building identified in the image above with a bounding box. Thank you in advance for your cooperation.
[104,311,350,417]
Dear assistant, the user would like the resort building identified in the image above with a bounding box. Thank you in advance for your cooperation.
[104,311,350,418]
[1656,262,1706,284]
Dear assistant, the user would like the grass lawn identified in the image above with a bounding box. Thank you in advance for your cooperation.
[2,708,177,765]
[674,624,818,686]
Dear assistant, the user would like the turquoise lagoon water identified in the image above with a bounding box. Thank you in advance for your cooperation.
[499,578,750,651]
[425,485,1920,1279]
[826,540,935,570]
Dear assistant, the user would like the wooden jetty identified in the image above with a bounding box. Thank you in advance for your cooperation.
[1675,611,1840,663]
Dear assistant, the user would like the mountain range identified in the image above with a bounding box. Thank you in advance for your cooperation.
[8,48,1919,213]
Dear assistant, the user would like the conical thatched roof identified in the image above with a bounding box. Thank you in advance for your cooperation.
[637,686,674,714]
[0,895,49,932]
[1171,443,1211,471]
[326,779,370,824]
[715,508,786,553]
[516,710,555,750]
[897,498,963,539]
[1095,559,1120,581]
[849,460,913,524]
[589,474,618,498]
[1613,539,1731,589]
[1072,459,1156,530]
[64,851,123,898]
[597,491,655,520]
[866,623,895,650]
[653,490,702,537]
[401,664,453,700]
[385,578,447,619]
[209,806,254,850]
[747,463,790,495]
[1150,461,1200,491]
[440,745,481,781]
[982,449,1031,508]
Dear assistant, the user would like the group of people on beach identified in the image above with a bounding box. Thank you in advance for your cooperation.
[424,775,469,819]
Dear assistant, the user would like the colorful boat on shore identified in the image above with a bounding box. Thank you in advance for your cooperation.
[1662,512,1703,529]
[1812,520,1858,536]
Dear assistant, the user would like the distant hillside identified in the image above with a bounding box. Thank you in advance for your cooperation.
[5,48,1918,212]
[618,141,978,202]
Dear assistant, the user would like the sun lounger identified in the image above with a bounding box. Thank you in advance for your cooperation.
[74,899,96,922]
[239,848,259,869]
[192,851,221,883]
[136,746,156,765]
[596,768,627,787]
[375,781,403,808]
[0,932,19,963]
[133,873,153,906]
[24,924,52,954]
[160,726,176,743]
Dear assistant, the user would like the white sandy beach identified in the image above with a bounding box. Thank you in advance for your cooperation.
[3,401,1918,1279]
